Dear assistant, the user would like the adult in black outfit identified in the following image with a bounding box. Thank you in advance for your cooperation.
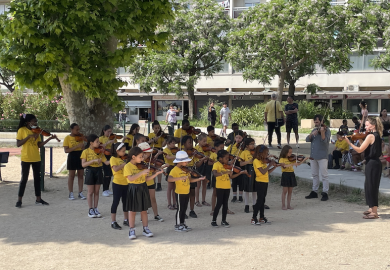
[343,117,383,219]
[208,102,217,127]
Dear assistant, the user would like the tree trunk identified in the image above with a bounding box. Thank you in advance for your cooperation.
[59,75,114,135]
[277,71,286,103]
[288,80,296,97]
[187,86,195,120]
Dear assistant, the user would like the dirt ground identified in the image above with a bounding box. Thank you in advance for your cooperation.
[1,148,390,270]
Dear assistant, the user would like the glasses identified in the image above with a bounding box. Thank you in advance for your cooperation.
[249,143,255,145]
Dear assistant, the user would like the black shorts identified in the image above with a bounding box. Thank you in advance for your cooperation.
[102,154,112,178]
[190,182,197,189]
[286,120,298,133]
[84,166,104,185]
[67,150,83,171]
[147,183,155,190]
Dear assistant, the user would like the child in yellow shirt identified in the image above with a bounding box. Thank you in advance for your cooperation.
[239,137,257,213]
[332,131,350,169]
[164,137,178,210]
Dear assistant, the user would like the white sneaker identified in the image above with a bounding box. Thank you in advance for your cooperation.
[142,226,154,237]
[175,225,188,232]
[107,190,113,195]
[78,192,86,200]
[102,190,110,197]
[88,208,96,218]
[129,229,137,240]
[69,192,75,200]
[94,208,102,218]
[154,215,164,222]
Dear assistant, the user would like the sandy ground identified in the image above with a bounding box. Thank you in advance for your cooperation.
[1,148,390,270]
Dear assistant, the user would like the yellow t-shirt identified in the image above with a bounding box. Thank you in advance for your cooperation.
[146,171,154,186]
[253,158,268,183]
[264,100,283,122]
[212,161,231,189]
[188,155,199,167]
[110,156,127,185]
[174,128,196,140]
[279,157,294,173]
[124,134,134,147]
[207,136,214,147]
[148,133,165,149]
[335,140,349,152]
[80,148,107,168]
[209,152,217,162]
[16,127,42,162]
[195,145,209,157]
[99,136,117,150]
[227,144,240,156]
[170,166,191,194]
[63,135,83,151]
[240,150,253,164]
[123,162,146,184]
[163,147,175,166]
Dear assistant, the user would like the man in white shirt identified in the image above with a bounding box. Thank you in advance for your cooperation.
[220,102,231,137]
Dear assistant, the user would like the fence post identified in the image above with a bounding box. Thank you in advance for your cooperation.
[49,147,53,178]
[148,120,150,135]
[123,121,126,137]
[40,135,45,191]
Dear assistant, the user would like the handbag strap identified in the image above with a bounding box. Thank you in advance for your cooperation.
[274,100,278,126]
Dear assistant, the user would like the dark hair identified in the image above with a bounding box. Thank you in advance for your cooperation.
[360,101,367,108]
[100,125,111,136]
[207,126,214,132]
[182,119,190,126]
[152,120,160,128]
[244,137,254,149]
[217,149,229,160]
[380,108,387,115]
[86,134,99,148]
[336,131,344,136]
[128,146,143,161]
[166,136,176,145]
[17,114,37,131]
[214,140,224,148]
[232,123,239,128]
[70,123,78,130]
[181,135,192,146]
[352,116,358,121]
[288,95,294,100]
[279,145,292,159]
[313,114,323,122]
[253,145,268,161]
[223,102,227,105]
[236,131,244,137]
[128,123,140,135]
[342,119,347,124]
[134,133,145,144]
[111,142,126,157]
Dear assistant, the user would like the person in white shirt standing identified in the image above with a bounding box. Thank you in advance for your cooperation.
[220,102,231,137]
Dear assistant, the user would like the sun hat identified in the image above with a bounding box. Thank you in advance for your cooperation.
[138,142,153,153]
[173,151,192,163]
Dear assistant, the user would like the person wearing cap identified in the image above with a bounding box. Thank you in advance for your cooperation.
[264,93,285,149]
[138,142,165,222]
[168,151,206,232]
[124,146,164,239]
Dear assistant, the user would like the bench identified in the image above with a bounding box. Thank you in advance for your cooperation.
[0,152,10,182]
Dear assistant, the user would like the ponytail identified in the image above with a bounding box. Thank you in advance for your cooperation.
[17,114,36,131]
[111,142,125,157]
[367,117,383,137]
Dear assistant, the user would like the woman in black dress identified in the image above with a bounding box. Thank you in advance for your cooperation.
[343,117,383,219]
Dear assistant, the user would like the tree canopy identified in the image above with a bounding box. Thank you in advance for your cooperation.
[227,0,354,100]
[128,0,231,119]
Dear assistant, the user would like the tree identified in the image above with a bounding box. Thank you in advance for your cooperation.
[0,0,173,134]
[285,60,315,97]
[347,0,390,71]
[0,66,15,92]
[227,0,354,101]
[128,0,231,119]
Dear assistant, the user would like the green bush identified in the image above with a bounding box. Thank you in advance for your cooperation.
[199,98,223,125]
[329,108,353,120]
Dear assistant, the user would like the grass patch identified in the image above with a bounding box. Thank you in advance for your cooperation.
[61,170,69,175]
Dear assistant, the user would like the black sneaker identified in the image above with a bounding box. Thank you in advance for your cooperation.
[123,220,129,227]
[111,221,122,230]
[264,204,270,209]
[231,196,237,203]
[189,210,197,218]
[332,165,340,169]
[244,205,249,213]
[156,183,162,191]
[238,196,243,203]
[305,191,318,199]
[321,192,329,201]
[221,221,230,228]
[184,214,188,219]
[15,201,22,208]
[36,199,49,205]
[211,221,218,227]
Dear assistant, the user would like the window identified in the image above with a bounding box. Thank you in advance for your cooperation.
[218,60,230,73]
[349,52,382,71]
[348,99,378,114]
[381,99,390,111]
[0,5,9,15]
[129,107,138,115]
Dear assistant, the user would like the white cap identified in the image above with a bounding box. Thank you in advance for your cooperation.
[173,151,192,163]
[138,142,153,153]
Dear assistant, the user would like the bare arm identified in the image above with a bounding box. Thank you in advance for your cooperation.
[344,134,375,153]
[212,170,232,178]
[112,162,126,172]
[16,133,37,147]
[38,135,58,148]
[146,170,164,181]
[168,175,187,183]
[64,142,85,153]
[126,169,150,183]
[82,158,101,168]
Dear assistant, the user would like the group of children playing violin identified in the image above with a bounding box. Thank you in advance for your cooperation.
[15,114,308,239]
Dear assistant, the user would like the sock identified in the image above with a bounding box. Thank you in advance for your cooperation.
[111,221,116,224]
[232,192,237,197]
[244,192,249,205]
[252,193,257,204]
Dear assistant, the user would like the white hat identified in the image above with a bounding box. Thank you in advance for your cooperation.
[138,142,153,153]
[173,151,192,163]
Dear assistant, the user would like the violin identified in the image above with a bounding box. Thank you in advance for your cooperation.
[288,154,306,162]
[169,147,179,155]
[186,126,202,135]
[186,149,205,159]
[180,166,203,178]
[136,162,167,175]
[228,153,244,162]
[31,127,61,142]
[120,155,129,161]
[345,131,371,141]
[265,155,279,165]
[156,130,168,139]
[109,134,123,140]
[202,144,217,153]
[209,135,227,142]
[75,133,87,142]
[144,157,166,168]
[94,146,112,156]
[223,164,251,177]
